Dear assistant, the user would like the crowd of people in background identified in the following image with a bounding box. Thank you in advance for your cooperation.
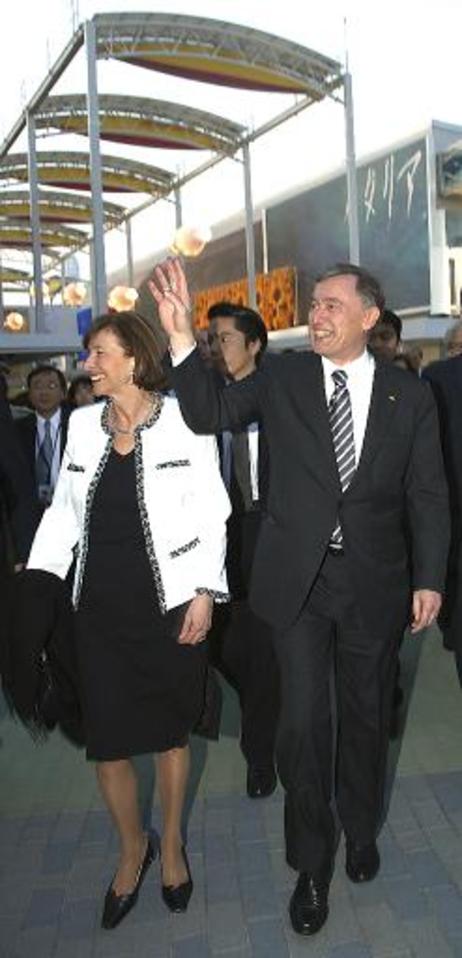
[0,267,461,938]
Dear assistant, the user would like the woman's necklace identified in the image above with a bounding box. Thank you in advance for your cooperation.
[108,395,156,436]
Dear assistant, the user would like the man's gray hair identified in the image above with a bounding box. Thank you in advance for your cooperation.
[444,319,462,355]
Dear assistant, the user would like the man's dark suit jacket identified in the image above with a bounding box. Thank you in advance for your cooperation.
[0,385,38,567]
[222,423,270,599]
[423,355,462,652]
[15,406,70,496]
[423,355,462,529]
[168,349,449,635]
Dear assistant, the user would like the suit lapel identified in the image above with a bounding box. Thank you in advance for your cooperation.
[348,361,400,491]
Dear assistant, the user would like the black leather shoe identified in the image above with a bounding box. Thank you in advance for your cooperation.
[101,836,156,930]
[345,840,380,883]
[289,873,329,935]
[161,846,193,913]
[246,764,277,799]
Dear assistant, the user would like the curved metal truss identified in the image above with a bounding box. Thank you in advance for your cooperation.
[0,188,125,224]
[0,152,175,196]
[0,219,88,250]
[94,13,342,98]
[0,265,30,284]
[36,94,245,153]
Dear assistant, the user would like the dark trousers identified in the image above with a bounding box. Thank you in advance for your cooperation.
[209,600,279,768]
[272,552,399,877]
[438,540,462,684]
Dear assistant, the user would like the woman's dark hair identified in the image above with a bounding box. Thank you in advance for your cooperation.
[84,312,167,391]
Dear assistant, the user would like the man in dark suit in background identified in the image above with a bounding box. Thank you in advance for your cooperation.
[15,365,69,526]
[150,258,449,937]
[0,373,38,572]
[423,348,462,681]
[206,302,279,799]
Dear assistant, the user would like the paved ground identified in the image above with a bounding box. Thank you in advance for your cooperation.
[1,627,461,957]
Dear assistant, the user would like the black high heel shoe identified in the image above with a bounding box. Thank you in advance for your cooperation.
[102,835,157,930]
[161,845,193,913]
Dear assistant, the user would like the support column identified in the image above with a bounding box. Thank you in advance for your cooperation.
[174,187,182,229]
[85,18,106,315]
[126,219,134,287]
[27,111,44,332]
[242,142,257,308]
[344,72,360,266]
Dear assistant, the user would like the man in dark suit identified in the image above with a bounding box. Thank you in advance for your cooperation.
[0,374,38,571]
[206,301,279,799]
[149,259,449,937]
[423,350,462,681]
[15,365,70,525]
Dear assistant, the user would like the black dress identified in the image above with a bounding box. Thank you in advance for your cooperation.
[75,448,207,761]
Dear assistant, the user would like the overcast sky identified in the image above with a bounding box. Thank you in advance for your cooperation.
[2,0,462,276]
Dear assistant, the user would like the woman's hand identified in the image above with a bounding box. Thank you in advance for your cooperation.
[148,257,196,353]
[178,593,213,645]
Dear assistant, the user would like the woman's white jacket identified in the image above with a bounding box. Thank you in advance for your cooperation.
[27,396,230,612]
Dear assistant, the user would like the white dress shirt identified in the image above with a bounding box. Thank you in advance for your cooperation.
[322,350,375,465]
[35,407,62,492]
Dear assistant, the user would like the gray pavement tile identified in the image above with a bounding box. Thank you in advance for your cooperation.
[406,848,453,887]
[205,863,240,905]
[240,874,280,921]
[325,893,362,946]
[447,941,462,958]
[0,819,23,846]
[347,879,389,911]
[204,832,235,865]
[80,811,112,844]
[247,916,289,957]
[431,773,462,815]
[41,841,78,876]
[207,901,248,952]
[0,881,32,918]
[401,915,456,958]
[427,882,462,938]
[410,797,451,831]
[427,826,462,864]
[58,897,98,940]
[392,825,429,855]
[21,815,57,844]
[0,914,22,954]
[327,945,373,958]
[234,815,266,843]
[354,902,404,955]
[50,938,95,958]
[383,874,428,920]
[50,813,85,845]
[172,934,211,957]
[23,887,65,929]
[170,907,207,942]
[377,837,408,878]
[236,841,272,879]
[12,925,58,958]
[204,810,234,835]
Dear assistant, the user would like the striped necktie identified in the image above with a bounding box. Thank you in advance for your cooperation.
[36,419,53,488]
[328,369,356,550]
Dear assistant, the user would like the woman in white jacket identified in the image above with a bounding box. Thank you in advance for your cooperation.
[28,310,230,929]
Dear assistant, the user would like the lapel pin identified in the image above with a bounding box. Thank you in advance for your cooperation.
[388,394,396,402]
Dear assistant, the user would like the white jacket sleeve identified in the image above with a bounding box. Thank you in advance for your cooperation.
[188,431,230,600]
[27,419,80,579]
